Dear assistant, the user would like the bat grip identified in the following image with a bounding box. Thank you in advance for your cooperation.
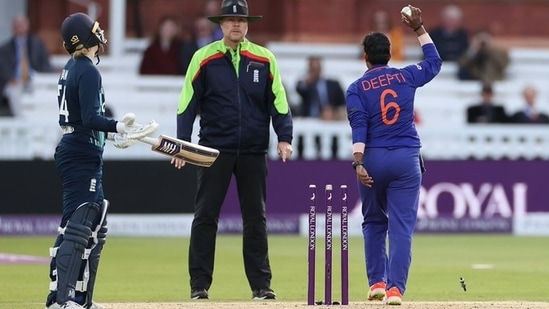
[138,136,158,146]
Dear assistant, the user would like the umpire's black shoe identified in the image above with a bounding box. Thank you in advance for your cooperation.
[252,288,277,300]
[191,288,209,299]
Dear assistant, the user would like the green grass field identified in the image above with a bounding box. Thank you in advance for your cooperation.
[1,235,548,308]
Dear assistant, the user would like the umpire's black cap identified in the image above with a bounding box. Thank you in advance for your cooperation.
[207,0,262,24]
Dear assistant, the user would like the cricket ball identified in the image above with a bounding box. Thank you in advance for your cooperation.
[401,6,412,18]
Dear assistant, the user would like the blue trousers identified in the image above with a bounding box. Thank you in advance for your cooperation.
[54,141,104,228]
[48,140,106,305]
[358,147,421,295]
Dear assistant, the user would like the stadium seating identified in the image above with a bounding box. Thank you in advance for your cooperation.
[1,41,549,161]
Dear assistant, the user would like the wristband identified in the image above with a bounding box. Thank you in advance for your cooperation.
[352,161,363,170]
[413,22,423,32]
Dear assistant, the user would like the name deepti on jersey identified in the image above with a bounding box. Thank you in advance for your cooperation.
[361,71,407,92]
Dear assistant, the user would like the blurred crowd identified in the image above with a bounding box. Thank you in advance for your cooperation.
[1,2,547,127]
[0,15,54,116]
[428,4,546,125]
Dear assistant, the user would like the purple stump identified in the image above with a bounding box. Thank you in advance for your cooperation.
[325,184,333,305]
[340,185,349,305]
[307,184,317,306]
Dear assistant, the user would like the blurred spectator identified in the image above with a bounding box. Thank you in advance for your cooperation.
[466,83,508,123]
[139,16,185,75]
[0,95,11,117]
[181,16,216,75]
[413,111,421,125]
[457,31,510,83]
[369,9,405,61]
[0,15,53,117]
[104,105,114,119]
[509,85,549,124]
[295,56,346,120]
[204,0,223,40]
[429,5,469,61]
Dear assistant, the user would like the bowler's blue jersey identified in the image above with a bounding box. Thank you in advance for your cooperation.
[57,57,117,149]
[346,43,441,148]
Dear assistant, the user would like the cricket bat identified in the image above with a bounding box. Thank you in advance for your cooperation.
[138,135,219,167]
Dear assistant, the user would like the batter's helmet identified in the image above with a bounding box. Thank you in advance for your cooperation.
[207,0,262,24]
[61,12,107,54]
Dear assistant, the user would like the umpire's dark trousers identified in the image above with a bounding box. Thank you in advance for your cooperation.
[188,153,272,292]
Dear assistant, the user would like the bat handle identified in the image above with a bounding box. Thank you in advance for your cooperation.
[137,136,158,146]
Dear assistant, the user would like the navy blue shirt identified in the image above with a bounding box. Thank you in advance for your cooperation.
[346,43,442,148]
[57,56,117,149]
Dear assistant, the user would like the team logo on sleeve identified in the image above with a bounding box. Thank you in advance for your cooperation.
[89,178,97,192]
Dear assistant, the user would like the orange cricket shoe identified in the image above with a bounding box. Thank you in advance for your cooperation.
[367,282,386,301]
[385,287,403,305]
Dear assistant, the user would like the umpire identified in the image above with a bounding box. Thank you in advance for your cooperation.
[171,0,293,301]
